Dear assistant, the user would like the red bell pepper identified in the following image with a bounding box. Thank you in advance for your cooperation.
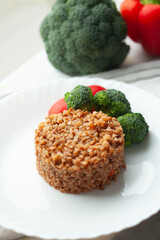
[121,0,160,55]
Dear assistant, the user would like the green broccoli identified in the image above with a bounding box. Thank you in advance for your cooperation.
[64,85,94,112]
[40,0,129,76]
[94,89,131,117]
[117,113,149,147]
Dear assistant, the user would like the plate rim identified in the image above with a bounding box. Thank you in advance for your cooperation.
[0,77,160,239]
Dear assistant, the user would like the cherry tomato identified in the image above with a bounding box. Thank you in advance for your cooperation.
[88,85,106,95]
[48,98,67,116]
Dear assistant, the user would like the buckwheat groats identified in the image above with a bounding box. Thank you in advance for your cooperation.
[35,109,125,194]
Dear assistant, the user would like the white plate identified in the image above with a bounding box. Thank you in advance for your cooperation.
[0,77,160,239]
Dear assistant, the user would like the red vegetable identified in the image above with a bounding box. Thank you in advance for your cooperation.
[48,85,106,116]
[121,0,160,55]
[88,85,106,95]
[48,98,67,116]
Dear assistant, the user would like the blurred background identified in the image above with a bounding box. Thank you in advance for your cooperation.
[0,0,123,82]
[0,0,53,81]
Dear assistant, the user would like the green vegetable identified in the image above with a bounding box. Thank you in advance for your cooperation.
[64,85,94,112]
[117,113,149,147]
[40,0,129,76]
[94,89,131,117]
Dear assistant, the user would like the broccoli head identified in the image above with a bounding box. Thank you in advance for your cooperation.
[117,113,149,147]
[64,85,94,112]
[94,89,131,117]
[40,0,129,76]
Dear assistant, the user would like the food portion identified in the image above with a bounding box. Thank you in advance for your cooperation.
[40,0,129,76]
[117,113,149,147]
[48,84,149,148]
[35,109,125,193]
[35,83,149,194]
[94,89,131,118]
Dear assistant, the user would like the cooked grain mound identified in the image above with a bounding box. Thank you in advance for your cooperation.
[35,109,125,194]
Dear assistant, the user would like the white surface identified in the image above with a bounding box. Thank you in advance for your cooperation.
[0,78,160,239]
[0,0,53,81]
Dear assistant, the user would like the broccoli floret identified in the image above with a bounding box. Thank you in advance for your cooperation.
[94,89,131,117]
[117,113,149,147]
[64,85,94,112]
[40,0,129,76]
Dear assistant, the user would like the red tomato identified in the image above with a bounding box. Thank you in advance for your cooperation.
[88,85,106,95]
[48,98,67,116]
